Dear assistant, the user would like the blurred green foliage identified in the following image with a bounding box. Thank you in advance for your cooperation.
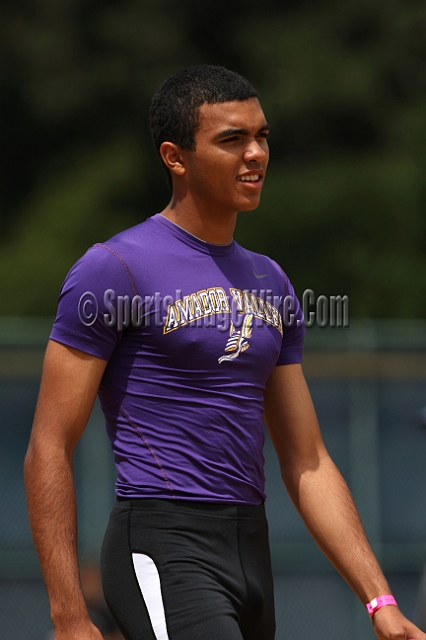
[1,0,425,316]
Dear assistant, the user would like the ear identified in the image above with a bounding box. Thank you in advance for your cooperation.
[159,142,186,176]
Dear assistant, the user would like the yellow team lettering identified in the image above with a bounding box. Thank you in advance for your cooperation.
[164,286,282,335]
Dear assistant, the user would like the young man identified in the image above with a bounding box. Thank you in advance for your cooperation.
[24,65,425,640]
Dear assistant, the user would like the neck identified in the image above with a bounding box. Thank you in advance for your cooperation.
[160,195,237,245]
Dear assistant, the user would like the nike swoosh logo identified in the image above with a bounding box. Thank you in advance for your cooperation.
[253,271,268,279]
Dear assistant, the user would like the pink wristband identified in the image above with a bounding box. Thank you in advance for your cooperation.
[366,595,397,618]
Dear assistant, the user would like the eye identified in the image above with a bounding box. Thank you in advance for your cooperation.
[221,136,239,143]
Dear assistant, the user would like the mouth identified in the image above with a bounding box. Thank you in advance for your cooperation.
[237,173,263,189]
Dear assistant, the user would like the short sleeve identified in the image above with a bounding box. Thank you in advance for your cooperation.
[50,244,138,361]
[276,272,305,366]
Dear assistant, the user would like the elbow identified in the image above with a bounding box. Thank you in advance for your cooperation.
[24,434,70,487]
[24,440,35,473]
[278,450,327,503]
[278,458,303,504]
[23,439,41,489]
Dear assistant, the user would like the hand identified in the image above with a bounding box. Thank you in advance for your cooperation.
[373,605,426,639]
[53,619,105,640]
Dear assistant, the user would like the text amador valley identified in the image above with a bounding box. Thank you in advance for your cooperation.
[164,287,283,335]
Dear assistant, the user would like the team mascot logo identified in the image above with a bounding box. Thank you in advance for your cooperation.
[218,314,253,364]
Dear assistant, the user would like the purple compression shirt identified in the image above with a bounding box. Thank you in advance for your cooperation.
[51,214,305,504]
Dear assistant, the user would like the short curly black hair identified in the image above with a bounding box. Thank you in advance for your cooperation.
[150,64,259,188]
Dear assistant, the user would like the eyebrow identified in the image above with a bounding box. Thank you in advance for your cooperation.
[213,124,270,140]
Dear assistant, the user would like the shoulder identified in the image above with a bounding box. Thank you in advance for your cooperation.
[93,215,158,259]
[102,215,158,247]
[233,242,294,291]
[66,216,160,284]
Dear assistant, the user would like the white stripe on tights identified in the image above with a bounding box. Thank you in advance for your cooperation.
[132,553,170,640]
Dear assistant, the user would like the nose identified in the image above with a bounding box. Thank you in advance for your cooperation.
[243,138,269,164]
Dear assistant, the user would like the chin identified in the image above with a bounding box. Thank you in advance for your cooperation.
[237,199,262,213]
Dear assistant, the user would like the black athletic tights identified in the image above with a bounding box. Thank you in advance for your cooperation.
[101,498,276,640]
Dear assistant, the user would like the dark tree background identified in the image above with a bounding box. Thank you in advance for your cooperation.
[1,0,426,317]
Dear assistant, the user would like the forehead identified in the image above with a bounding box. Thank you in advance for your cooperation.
[196,98,267,138]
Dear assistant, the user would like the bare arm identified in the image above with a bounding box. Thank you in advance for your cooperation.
[24,340,108,639]
[264,363,426,640]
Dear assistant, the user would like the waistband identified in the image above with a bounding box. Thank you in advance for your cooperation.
[116,497,266,519]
